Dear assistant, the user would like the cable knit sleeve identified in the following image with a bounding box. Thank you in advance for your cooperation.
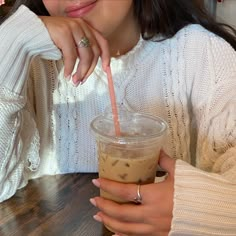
[170,27,236,235]
[0,5,61,202]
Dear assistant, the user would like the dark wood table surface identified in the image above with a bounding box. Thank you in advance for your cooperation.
[0,173,114,236]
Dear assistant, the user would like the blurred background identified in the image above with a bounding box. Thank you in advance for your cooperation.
[205,0,236,27]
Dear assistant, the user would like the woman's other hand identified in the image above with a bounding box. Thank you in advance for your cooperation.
[90,151,176,236]
[39,16,110,86]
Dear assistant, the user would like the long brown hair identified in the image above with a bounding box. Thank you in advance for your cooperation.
[133,0,236,50]
[5,0,236,50]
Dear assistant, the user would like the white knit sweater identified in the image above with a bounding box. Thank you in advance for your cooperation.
[0,6,236,235]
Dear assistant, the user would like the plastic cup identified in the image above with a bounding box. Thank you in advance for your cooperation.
[90,108,168,203]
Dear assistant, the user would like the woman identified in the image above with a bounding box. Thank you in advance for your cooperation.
[0,0,235,235]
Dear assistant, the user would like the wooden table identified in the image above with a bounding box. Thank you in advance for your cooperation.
[0,173,113,236]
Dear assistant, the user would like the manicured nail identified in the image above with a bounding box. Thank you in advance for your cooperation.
[64,74,71,81]
[103,65,110,73]
[73,80,81,87]
[90,198,97,207]
[80,77,88,85]
[102,61,110,72]
[71,74,81,87]
[71,78,80,87]
[93,214,102,222]
[92,179,100,188]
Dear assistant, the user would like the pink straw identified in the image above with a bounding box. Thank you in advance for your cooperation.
[106,66,121,136]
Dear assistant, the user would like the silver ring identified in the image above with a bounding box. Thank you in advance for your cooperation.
[133,184,142,204]
[77,36,90,48]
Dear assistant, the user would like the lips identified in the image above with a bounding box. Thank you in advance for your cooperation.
[65,0,97,18]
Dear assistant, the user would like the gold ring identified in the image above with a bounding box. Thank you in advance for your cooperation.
[77,36,90,48]
[133,184,142,204]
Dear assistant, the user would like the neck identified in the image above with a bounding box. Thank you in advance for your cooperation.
[109,32,140,57]
[107,16,140,57]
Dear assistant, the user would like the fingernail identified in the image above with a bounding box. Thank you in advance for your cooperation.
[102,62,110,72]
[71,78,80,87]
[103,65,110,73]
[73,80,81,87]
[64,74,71,81]
[89,198,97,207]
[80,77,88,85]
[71,74,81,87]
[93,214,102,222]
[92,179,100,188]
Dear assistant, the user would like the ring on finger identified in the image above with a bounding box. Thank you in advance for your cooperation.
[77,36,91,48]
[133,184,142,204]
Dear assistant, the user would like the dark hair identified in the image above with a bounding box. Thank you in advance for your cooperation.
[9,0,49,16]
[6,0,236,50]
[133,0,236,50]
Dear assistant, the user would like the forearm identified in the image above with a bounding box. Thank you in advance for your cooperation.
[170,158,236,235]
[0,86,42,203]
[0,88,26,202]
[0,5,61,95]
[0,5,57,202]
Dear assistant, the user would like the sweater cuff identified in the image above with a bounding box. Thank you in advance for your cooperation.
[0,5,61,94]
[170,160,236,235]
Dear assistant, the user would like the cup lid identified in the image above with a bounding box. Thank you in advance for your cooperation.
[90,107,168,143]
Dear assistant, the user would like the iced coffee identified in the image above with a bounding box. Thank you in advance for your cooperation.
[91,108,167,203]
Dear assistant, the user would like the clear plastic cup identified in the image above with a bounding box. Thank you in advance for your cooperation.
[90,108,168,203]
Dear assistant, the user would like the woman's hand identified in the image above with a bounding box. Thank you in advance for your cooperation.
[90,151,176,236]
[39,16,110,86]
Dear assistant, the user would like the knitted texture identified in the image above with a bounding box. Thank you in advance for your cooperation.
[0,5,236,235]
